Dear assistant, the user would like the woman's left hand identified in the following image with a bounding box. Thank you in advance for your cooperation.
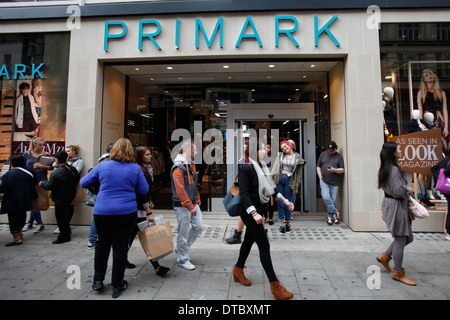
[253,213,263,224]
[147,213,154,223]
[285,201,294,211]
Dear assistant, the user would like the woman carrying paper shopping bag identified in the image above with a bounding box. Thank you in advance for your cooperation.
[127,146,170,276]
[376,142,416,286]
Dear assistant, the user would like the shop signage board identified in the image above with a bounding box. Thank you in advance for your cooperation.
[389,128,443,175]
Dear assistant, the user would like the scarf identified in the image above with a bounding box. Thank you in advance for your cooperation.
[143,163,154,182]
[248,158,276,204]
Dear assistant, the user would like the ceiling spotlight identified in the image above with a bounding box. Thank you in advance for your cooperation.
[167,66,173,70]
[223,65,230,69]
[268,64,275,68]
[135,67,140,71]
[310,64,315,68]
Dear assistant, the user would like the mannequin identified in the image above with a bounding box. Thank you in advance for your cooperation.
[416,111,437,205]
[407,109,431,133]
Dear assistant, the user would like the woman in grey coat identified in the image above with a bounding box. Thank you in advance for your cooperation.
[376,142,416,286]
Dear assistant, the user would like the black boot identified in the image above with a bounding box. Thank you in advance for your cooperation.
[420,194,435,207]
[225,230,242,244]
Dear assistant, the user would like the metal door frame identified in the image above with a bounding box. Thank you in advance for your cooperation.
[226,103,316,212]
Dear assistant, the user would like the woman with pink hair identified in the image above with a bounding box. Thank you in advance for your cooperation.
[271,140,305,234]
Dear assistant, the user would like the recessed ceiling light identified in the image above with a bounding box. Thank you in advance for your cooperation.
[223,65,229,69]
[135,67,140,71]
[385,76,392,79]
[266,76,271,79]
[310,64,315,68]
[178,77,183,80]
[167,66,173,70]
[150,77,154,81]
[302,75,307,78]
[268,64,275,68]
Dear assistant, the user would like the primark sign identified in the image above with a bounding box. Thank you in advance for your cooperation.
[103,15,341,52]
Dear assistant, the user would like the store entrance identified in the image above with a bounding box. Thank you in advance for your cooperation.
[224,103,317,213]
[238,120,307,212]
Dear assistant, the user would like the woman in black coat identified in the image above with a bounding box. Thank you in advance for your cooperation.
[1,154,38,246]
[232,138,295,300]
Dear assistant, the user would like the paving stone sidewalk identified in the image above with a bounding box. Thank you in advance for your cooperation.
[1,210,449,300]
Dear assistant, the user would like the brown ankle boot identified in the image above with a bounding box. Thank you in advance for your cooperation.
[270,278,293,300]
[233,265,251,286]
[392,268,416,286]
[376,252,392,271]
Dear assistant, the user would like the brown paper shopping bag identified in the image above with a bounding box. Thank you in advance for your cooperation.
[137,220,174,260]
[29,185,50,211]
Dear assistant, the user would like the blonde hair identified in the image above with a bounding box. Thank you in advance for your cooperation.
[66,144,80,155]
[110,138,135,163]
[29,137,45,153]
[420,69,443,103]
[288,139,296,151]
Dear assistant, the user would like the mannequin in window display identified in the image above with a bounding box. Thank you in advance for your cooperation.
[407,109,432,133]
[417,69,449,152]
[414,112,438,206]
[383,87,396,139]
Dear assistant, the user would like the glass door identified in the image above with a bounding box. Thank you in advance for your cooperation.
[236,120,307,212]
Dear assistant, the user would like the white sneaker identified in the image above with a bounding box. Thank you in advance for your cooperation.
[178,260,195,270]
[53,227,60,234]
[445,233,450,241]
[34,224,44,234]
[22,223,33,232]
[326,216,333,226]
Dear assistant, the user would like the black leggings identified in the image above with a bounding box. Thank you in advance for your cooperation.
[236,211,277,282]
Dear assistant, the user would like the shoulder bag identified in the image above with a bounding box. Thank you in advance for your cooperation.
[435,161,450,195]
[222,170,242,217]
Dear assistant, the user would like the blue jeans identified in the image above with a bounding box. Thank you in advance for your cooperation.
[277,174,296,222]
[174,205,203,264]
[319,179,339,216]
[88,219,97,244]
[27,211,43,225]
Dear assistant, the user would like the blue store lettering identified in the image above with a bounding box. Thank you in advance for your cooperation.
[103,15,340,52]
[0,63,45,80]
